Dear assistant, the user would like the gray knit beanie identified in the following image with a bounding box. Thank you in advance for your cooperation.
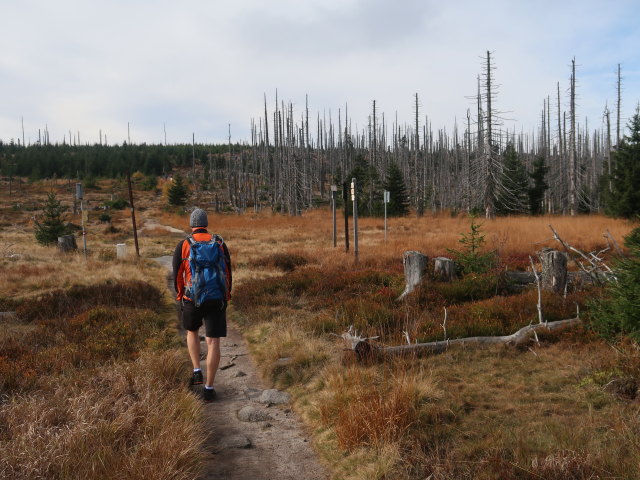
[190,208,208,228]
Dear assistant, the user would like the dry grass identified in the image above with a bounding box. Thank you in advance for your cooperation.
[0,182,206,480]
[224,209,638,478]
[0,350,205,480]
[2,178,638,479]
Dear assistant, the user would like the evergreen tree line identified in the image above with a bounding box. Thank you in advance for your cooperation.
[0,142,235,180]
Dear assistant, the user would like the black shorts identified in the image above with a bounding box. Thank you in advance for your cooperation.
[181,299,227,338]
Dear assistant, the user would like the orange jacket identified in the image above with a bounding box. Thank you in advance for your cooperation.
[172,228,232,302]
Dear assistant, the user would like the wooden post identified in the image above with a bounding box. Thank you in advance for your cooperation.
[538,248,567,294]
[331,185,337,248]
[76,183,87,259]
[352,178,358,263]
[127,171,140,258]
[343,181,349,252]
[398,251,429,300]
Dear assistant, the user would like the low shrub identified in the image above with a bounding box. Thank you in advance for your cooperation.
[256,252,309,272]
[1,306,170,394]
[16,280,162,322]
[104,198,129,210]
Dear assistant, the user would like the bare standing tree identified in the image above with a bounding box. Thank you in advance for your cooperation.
[616,63,622,148]
[568,58,578,216]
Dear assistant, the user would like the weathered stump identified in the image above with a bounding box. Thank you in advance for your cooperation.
[538,248,567,294]
[398,251,428,300]
[58,235,77,253]
[433,257,456,282]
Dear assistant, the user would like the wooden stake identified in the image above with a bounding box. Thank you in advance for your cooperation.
[127,171,140,258]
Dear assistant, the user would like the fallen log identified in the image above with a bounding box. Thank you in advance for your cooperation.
[352,317,583,361]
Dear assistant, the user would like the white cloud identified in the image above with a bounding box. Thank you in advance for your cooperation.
[1,0,638,145]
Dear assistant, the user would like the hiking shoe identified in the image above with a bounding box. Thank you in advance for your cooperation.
[190,370,203,386]
[203,387,217,402]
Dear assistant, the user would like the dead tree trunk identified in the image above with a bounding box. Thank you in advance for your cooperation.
[398,251,428,300]
[569,58,578,216]
[433,257,456,282]
[352,317,582,360]
[58,235,77,253]
[538,248,568,294]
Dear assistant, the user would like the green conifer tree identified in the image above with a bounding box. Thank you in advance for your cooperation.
[167,173,188,206]
[384,162,409,216]
[605,108,640,218]
[589,227,640,340]
[34,192,70,245]
[528,156,549,215]
[495,143,529,215]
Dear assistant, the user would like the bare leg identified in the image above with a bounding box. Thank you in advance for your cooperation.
[186,330,201,369]
[205,337,221,387]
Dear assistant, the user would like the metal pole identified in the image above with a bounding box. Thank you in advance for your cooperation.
[384,200,387,241]
[384,190,389,241]
[352,177,358,263]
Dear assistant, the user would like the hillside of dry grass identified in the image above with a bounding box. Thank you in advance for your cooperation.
[1,176,638,479]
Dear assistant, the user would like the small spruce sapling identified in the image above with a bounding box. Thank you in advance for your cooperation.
[447,215,496,274]
[588,227,640,340]
[34,192,71,245]
[167,173,188,206]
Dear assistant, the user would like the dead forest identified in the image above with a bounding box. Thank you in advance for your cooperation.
[224,54,626,218]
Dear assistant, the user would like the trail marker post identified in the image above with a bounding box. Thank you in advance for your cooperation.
[331,185,337,248]
[383,190,390,241]
[352,178,358,263]
[76,183,87,259]
[127,171,140,258]
[343,182,349,252]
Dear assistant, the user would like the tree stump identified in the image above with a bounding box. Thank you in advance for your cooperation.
[538,248,567,294]
[433,257,456,282]
[58,235,77,253]
[398,251,428,300]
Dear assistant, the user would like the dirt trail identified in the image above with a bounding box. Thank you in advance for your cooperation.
[154,256,328,480]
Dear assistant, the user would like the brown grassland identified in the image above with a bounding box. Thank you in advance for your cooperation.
[1,176,639,479]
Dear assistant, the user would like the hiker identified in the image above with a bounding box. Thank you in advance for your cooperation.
[173,208,232,402]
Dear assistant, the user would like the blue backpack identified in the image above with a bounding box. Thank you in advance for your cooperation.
[185,235,228,307]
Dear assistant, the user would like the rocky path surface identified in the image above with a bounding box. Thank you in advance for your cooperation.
[154,256,329,480]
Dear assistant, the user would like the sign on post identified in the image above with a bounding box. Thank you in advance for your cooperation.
[75,183,83,200]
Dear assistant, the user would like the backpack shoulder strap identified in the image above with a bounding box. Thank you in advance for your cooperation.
[182,236,194,261]
[211,233,225,245]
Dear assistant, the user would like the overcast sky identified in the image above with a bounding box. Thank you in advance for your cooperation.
[1,0,638,146]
